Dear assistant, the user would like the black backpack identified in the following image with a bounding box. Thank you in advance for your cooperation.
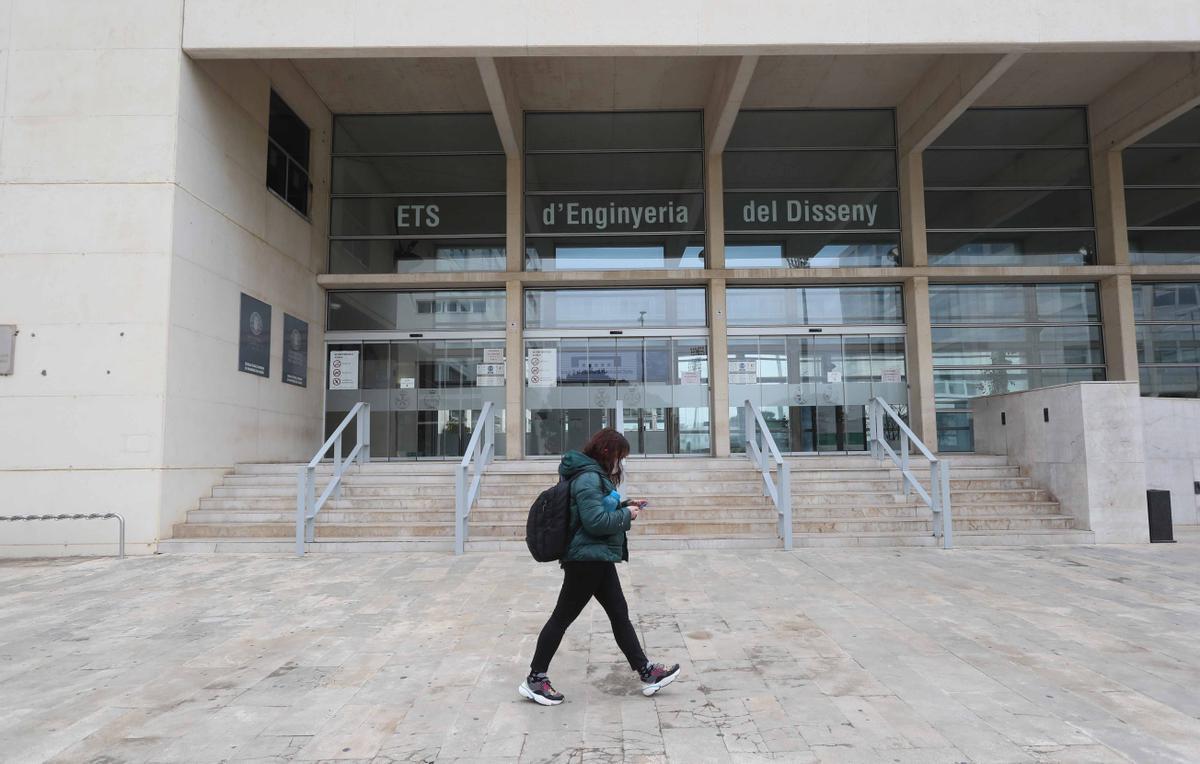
[526,476,578,562]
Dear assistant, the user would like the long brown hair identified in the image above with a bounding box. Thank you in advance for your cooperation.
[581,428,630,486]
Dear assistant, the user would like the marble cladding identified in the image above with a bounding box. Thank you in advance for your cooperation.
[1141,398,1200,527]
[972,382,1151,544]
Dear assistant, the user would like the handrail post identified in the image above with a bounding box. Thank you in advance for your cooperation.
[333,432,343,503]
[360,402,369,462]
[296,468,306,556]
[940,460,954,549]
[454,463,467,556]
[743,401,753,454]
[780,463,793,551]
[900,430,910,499]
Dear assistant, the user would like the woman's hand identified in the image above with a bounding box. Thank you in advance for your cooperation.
[627,499,647,521]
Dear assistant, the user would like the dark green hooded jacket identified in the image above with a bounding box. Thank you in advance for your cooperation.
[559,450,632,563]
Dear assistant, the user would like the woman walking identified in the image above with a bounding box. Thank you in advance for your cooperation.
[519,428,681,706]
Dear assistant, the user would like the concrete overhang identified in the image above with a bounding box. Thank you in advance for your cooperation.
[286,52,1192,118]
[182,0,1200,59]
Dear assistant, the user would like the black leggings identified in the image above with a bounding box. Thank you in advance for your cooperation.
[530,561,648,674]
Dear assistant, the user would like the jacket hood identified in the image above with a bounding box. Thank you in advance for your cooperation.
[559,450,607,481]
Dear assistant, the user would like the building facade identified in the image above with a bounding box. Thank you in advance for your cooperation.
[2,1,1200,553]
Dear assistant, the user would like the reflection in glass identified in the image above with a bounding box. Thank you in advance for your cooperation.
[1123,108,1200,265]
[728,333,907,454]
[330,239,506,274]
[931,282,1106,450]
[524,337,710,456]
[327,291,506,332]
[525,288,707,330]
[927,231,1094,266]
[727,286,903,327]
[929,284,1100,324]
[726,236,899,268]
[925,107,1094,268]
[1134,281,1200,399]
[324,339,506,460]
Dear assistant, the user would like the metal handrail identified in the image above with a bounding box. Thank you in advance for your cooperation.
[742,400,793,550]
[867,397,953,549]
[296,402,370,555]
[0,514,125,558]
[455,401,496,555]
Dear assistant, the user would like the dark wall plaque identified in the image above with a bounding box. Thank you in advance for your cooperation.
[283,313,308,387]
[238,293,272,378]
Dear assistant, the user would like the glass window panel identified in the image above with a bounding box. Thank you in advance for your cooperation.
[326,290,506,332]
[1129,230,1200,265]
[333,114,502,154]
[1142,324,1200,363]
[727,286,903,326]
[524,236,704,271]
[285,165,309,213]
[1135,283,1200,322]
[727,110,896,149]
[936,411,975,452]
[332,155,506,195]
[924,148,1091,188]
[724,192,900,232]
[331,196,506,237]
[1122,146,1200,187]
[924,189,1094,230]
[1134,107,1200,146]
[1124,188,1200,228]
[726,234,900,268]
[524,288,707,330]
[526,152,703,192]
[1142,366,1200,398]
[928,230,1095,266]
[931,108,1088,148]
[929,284,1100,324]
[269,91,309,168]
[329,239,505,274]
[723,150,897,190]
[526,112,702,152]
[931,326,1104,366]
[933,367,1104,408]
[266,142,288,200]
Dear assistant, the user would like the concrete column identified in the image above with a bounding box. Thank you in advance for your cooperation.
[899,152,928,267]
[1101,275,1140,382]
[505,156,523,272]
[503,155,525,458]
[504,279,524,459]
[903,277,939,449]
[706,156,726,270]
[1091,148,1130,266]
[709,278,731,457]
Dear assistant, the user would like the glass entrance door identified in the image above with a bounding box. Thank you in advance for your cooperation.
[524,335,711,456]
[729,332,907,453]
[324,338,506,460]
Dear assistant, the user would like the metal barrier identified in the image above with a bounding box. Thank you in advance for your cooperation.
[742,400,794,550]
[0,514,126,558]
[867,396,953,548]
[296,402,370,556]
[455,401,496,555]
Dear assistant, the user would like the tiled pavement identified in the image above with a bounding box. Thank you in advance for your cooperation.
[3,537,1200,763]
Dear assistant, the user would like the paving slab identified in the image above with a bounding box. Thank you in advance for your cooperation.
[3,540,1200,762]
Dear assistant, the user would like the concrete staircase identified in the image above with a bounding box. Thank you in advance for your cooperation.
[158,454,1092,553]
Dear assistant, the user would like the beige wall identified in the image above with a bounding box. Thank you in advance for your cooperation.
[0,0,185,556]
[0,4,328,555]
[159,58,329,537]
